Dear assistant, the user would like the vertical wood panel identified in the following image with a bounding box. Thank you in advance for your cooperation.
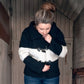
[21,0,25,33]
[16,0,21,41]
[60,14,65,34]
[65,17,70,37]
[0,1,11,84]
[12,40,25,84]
[56,11,61,29]
[30,0,34,21]
[70,20,73,38]
[59,38,73,84]
[34,0,39,14]
[12,0,17,40]
[0,39,11,84]
[74,9,84,68]
[24,0,30,27]
[38,0,43,9]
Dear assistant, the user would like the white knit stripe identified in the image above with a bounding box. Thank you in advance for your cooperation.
[30,49,59,62]
[29,49,46,62]
[59,46,68,58]
[18,47,59,62]
[46,49,59,62]
[18,47,30,61]
[18,46,67,62]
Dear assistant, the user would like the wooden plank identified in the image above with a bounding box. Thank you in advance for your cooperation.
[12,40,25,84]
[12,0,17,40]
[69,20,73,38]
[73,9,84,69]
[0,39,11,84]
[34,0,39,14]
[30,0,34,21]
[38,0,43,9]
[60,14,66,36]
[24,0,30,27]
[59,39,73,84]
[16,0,21,41]
[56,11,61,29]
[20,0,25,34]
[64,17,70,37]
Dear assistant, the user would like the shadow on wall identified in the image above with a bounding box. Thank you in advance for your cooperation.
[0,2,10,44]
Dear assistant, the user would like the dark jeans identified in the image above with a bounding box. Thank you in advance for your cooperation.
[24,75,59,84]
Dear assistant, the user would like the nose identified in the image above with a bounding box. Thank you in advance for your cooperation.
[43,30,47,35]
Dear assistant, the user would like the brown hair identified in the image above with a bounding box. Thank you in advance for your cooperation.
[40,2,56,13]
[35,9,54,25]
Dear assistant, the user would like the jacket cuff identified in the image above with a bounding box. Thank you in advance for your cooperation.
[48,38,62,55]
[23,56,45,73]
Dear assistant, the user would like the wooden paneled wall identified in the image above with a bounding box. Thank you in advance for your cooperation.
[73,8,84,68]
[0,39,11,84]
[11,0,73,84]
[73,8,84,84]
[0,1,11,84]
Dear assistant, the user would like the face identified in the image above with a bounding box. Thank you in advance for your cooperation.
[36,23,51,37]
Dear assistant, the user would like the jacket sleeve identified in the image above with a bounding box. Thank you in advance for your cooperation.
[18,28,44,73]
[49,28,68,58]
[23,56,44,73]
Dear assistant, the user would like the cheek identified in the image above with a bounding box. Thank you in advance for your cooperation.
[38,30,43,34]
[47,29,51,33]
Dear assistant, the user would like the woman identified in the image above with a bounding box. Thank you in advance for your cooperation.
[18,3,67,84]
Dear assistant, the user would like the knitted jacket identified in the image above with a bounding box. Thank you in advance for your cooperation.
[18,21,67,78]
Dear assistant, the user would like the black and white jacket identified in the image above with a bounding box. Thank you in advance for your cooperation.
[18,21,67,78]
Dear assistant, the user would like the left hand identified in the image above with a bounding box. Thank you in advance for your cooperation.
[43,34,52,43]
[42,64,50,72]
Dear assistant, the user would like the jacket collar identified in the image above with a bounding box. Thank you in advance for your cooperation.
[28,21,57,40]
[29,21,42,40]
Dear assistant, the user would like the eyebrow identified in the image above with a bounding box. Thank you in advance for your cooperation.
[39,27,50,29]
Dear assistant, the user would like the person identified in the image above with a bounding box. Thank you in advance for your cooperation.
[18,2,68,84]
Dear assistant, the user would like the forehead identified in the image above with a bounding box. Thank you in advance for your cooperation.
[37,23,51,28]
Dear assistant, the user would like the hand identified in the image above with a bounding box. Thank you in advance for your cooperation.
[43,34,52,43]
[42,64,50,72]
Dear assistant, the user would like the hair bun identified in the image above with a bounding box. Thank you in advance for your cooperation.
[41,2,56,12]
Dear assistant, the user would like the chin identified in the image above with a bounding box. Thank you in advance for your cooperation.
[42,35,47,38]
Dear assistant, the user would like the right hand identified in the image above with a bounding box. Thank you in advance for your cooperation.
[43,34,52,43]
[42,64,50,72]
